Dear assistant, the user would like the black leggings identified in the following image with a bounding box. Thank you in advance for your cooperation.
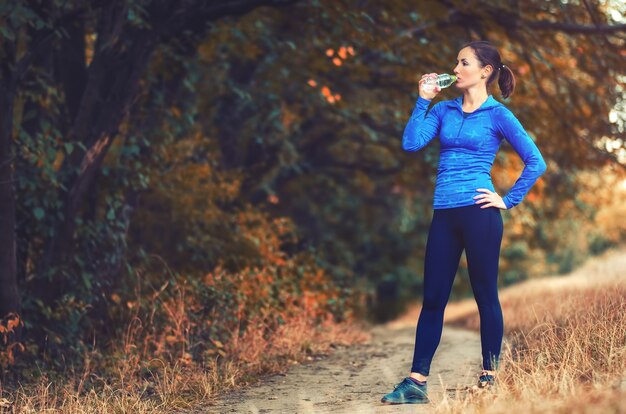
[411,204,504,376]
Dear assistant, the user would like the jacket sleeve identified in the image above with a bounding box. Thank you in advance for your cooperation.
[494,106,547,209]
[402,96,443,152]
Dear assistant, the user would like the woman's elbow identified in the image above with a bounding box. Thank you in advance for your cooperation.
[402,140,420,152]
[526,153,547,175]
[402,130,424,152]
[537,157,547,175]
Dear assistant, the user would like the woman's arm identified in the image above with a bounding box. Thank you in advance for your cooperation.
[402,96,443,152]
[494,107,547,209]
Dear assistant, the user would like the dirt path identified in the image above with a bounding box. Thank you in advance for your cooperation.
[208,321,496,413]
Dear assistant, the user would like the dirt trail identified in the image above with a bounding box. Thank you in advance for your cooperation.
[209,321,493,413]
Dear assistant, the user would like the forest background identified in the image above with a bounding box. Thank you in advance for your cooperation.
[0,0,624,389]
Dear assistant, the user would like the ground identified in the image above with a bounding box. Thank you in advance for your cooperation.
[207,320,494,413]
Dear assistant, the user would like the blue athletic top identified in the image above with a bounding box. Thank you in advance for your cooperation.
[402,94,547,210]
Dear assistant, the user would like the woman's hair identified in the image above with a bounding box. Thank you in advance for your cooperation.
[461,40,516,99]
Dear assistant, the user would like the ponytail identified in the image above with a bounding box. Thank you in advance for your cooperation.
[498,64,516,99]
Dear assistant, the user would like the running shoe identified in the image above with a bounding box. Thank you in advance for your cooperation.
[380,377,429,404]
[477,370,496,389]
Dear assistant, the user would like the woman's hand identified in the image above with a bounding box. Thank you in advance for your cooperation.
[418,73,441,100]
[473,188,508,210]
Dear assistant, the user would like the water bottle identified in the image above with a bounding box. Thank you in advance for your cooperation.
[422,74,457,92]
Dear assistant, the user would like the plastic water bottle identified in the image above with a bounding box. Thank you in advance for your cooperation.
[422,74,457,92]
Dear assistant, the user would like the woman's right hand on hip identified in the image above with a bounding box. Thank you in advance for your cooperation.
[419,73,440,100]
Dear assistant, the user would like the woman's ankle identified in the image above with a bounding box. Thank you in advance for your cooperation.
[410,372,428,382]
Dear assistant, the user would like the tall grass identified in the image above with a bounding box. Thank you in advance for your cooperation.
[0,287,369,413]
[441,248,626,413]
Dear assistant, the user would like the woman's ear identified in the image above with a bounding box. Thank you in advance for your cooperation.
[481,65,492,79]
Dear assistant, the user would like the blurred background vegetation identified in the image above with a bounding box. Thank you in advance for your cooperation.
[0,0,624,381]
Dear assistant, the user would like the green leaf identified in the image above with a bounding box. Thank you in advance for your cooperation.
[35,18,45,30]
[360,11,374,24]
[127,144,140,156]
[81,272,92,290]
[0,26,15,41]
[33,207,45,220]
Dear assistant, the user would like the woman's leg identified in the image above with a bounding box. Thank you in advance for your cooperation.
[411,208,464,378]
[462,205,504,372]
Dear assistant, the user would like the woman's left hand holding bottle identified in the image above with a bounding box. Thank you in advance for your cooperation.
[419,73,441,100]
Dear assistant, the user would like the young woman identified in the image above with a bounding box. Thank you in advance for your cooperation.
[381,40,547,405]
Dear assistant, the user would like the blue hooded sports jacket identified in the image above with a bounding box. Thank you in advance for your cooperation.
[403,94,547,210]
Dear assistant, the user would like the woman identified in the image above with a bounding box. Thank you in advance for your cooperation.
[381,40,547,405]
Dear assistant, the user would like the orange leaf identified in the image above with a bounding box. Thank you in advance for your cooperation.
[7,316,20,331]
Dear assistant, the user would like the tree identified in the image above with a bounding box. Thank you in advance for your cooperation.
[0,0,298,338]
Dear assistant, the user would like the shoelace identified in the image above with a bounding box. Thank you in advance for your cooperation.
[393,378,426,390]
[392,380,406,390]
[393,378,413,390]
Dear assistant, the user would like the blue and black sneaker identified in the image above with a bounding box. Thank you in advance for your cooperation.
[380,377,429,404]
[477,371,496,389]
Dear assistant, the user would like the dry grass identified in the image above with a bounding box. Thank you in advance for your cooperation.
[0,299,370,413]
[433,246,626,413]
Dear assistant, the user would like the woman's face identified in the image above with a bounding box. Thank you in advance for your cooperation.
[453,47,491,90]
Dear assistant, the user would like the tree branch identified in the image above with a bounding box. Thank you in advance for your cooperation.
[525,21,626,34]
[156,0,300,41]
[581,0,621,54]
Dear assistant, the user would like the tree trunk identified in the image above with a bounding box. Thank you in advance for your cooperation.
[0,77,21,328]
[38,32,157,302]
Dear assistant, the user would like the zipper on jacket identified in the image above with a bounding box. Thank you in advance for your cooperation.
[456,114,466,138]
[455,101,487,138]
